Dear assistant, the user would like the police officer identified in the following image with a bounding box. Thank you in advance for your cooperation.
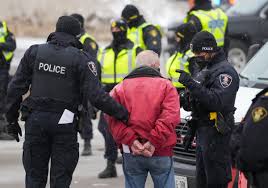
[97,19,142,179]
[184,0,229,52]
[0,20,16,140]
[177,31,239,188]
[121,4,162,55]
[5,16,129,188]
[231,88,268,188]
[71,13,100,156]
[71,13,99,58]
[166,23,197,95]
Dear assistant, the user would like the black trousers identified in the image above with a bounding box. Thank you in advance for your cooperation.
[98,112,118,162]
[0,68,9,113]
[249,171,268,188]
[80,111,93,141]
[196,126,231,188]
[23,111,79,188]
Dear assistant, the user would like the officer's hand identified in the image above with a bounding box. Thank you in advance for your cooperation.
[7,122,22,142]
[176,70,192,86]
[142,141,155,157]
[91,107,98,120]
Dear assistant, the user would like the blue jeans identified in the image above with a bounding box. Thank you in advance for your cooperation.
[123,153,175,188]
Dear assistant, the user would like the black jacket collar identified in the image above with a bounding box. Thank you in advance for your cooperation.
[125,66,162,80]
[47,32,83,49]
[207,49,227,68]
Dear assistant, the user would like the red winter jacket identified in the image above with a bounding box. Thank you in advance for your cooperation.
[106,66,180,156]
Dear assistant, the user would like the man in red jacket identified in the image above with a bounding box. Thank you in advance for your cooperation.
[106,50,180,188]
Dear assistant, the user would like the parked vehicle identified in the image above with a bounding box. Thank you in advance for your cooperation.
[165,0,268,73]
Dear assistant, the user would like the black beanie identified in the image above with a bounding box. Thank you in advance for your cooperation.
[121,4,140,21]
[71,13,84,28]
[195,0,212,5]
[56,16,81,36]
[190,31,218,53]
[175,23,197,42]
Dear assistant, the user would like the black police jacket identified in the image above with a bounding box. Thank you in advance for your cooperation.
[186,50,239,121]
[6,32,128,123]
[236,87,268,172]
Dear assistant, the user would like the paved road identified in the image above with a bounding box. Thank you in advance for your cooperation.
[0,119,153,188]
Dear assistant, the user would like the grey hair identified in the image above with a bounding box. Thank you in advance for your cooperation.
[135,50,160,68]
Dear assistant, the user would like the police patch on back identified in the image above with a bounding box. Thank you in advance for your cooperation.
[252,107,268,123]
[38,62,66,75]
[219,74,232,88]
[88,61,98,77]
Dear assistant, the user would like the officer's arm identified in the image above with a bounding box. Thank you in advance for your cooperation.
[186,71,239,112]
[143,25,162,56]
[83,38,99,58]
[187,15,202,32]
[6,45,37,122]
[0,31,16,51]
[106,85,138,146]
[79,58,128,122]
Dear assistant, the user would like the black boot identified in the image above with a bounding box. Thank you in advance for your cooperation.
[81,140,92,156]
[98,160,117,178]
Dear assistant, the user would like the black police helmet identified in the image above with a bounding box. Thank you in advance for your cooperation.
[121,4,140,22]
[71,13,84,28]
[56,16,81,36]
[175,23,197,42]
[111,19,128,32]
[190,31,218,53]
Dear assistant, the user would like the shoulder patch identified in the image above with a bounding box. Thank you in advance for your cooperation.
[88,61,98,77]
[219,74,232,88]
[252,107,267,123]
[149,29,158,37]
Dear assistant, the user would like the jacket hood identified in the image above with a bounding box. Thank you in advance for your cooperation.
[47,32,83,49]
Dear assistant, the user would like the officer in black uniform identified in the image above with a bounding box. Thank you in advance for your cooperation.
[5,16,128,188]
[121,4,162,55]
[71,13,100,156]
[231,88,268,188]
[177,31,239,188]
[71,13,99,58]
[0,21,16,140]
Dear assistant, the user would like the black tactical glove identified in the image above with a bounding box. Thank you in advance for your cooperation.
[176,69,193,86]
[7,121,22,142]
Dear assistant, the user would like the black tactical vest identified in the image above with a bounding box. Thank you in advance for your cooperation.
[30,44,80,109]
